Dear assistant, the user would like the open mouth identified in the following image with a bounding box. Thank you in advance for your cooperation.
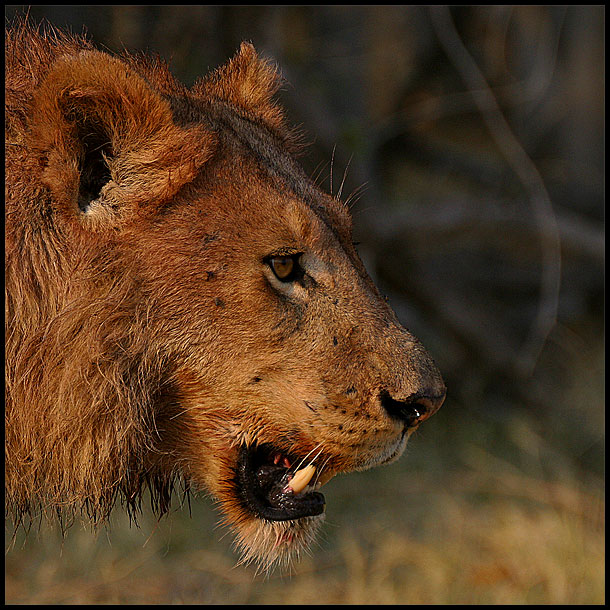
[235,443,326,522]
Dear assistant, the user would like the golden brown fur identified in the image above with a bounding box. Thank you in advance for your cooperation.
[5,21,445,569]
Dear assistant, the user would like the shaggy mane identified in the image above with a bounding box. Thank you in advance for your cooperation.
[5,20,187,529]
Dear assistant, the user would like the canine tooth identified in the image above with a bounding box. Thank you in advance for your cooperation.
[287,464,316,494]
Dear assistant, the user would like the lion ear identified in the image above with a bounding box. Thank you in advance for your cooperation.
[192,42,284,130]
[30,50,214,229]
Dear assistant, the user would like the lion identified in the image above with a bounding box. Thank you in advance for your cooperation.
[5,21,446,570]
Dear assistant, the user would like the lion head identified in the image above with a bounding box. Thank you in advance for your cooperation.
[5,26,445,570]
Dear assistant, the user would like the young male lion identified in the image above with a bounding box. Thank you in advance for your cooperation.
[5,22,446,569]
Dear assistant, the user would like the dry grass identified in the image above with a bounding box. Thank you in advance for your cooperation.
[5,402,604,605]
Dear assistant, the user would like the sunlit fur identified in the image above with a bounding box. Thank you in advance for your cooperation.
[5,20,445,570]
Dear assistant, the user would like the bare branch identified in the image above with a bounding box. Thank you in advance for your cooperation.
[429,6,562,377]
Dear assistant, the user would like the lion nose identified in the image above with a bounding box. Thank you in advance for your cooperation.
[379,388,445,428]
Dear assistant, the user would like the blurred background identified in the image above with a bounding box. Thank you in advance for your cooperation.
[5,5,604,604]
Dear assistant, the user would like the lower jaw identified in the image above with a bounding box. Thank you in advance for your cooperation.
[212,432,411,570]
[229,510,326,571]
[205,452,327,571]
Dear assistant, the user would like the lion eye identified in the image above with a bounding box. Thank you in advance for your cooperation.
[267,255,300,282]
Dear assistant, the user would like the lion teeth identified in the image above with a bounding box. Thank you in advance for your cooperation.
[273,453,291,468]
[287,464,316,494]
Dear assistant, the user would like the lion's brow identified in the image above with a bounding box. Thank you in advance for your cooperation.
[202,101,350,240]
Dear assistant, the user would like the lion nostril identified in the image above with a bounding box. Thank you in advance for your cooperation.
[379,391,425,427]
[379,390,443,427]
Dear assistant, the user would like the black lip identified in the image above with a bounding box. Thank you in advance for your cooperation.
[235,444,325,522]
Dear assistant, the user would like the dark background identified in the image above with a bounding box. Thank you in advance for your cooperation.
[5,5,604,604]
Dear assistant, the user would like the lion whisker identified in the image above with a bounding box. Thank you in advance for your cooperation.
[293,442,323,472]
[336,153,353,202]
[313,454,333,488]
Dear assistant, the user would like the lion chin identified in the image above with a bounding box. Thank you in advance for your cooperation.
[203,441,326,571]
[231,513,326,573]
[203,427,415,571]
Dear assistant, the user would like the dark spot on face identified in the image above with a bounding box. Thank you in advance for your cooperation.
[251,376,262,383]
[338,424,343,431]
[205,270,215,280]
[304,401,315,412]
[215,297,225,307]
[345,386,356,395]
[332,336,338,346]
[202,232,220,245]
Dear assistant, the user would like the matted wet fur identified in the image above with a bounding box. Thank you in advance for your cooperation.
[5,21,446,570]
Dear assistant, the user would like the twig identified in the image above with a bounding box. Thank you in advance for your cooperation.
[429,6,562,377]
